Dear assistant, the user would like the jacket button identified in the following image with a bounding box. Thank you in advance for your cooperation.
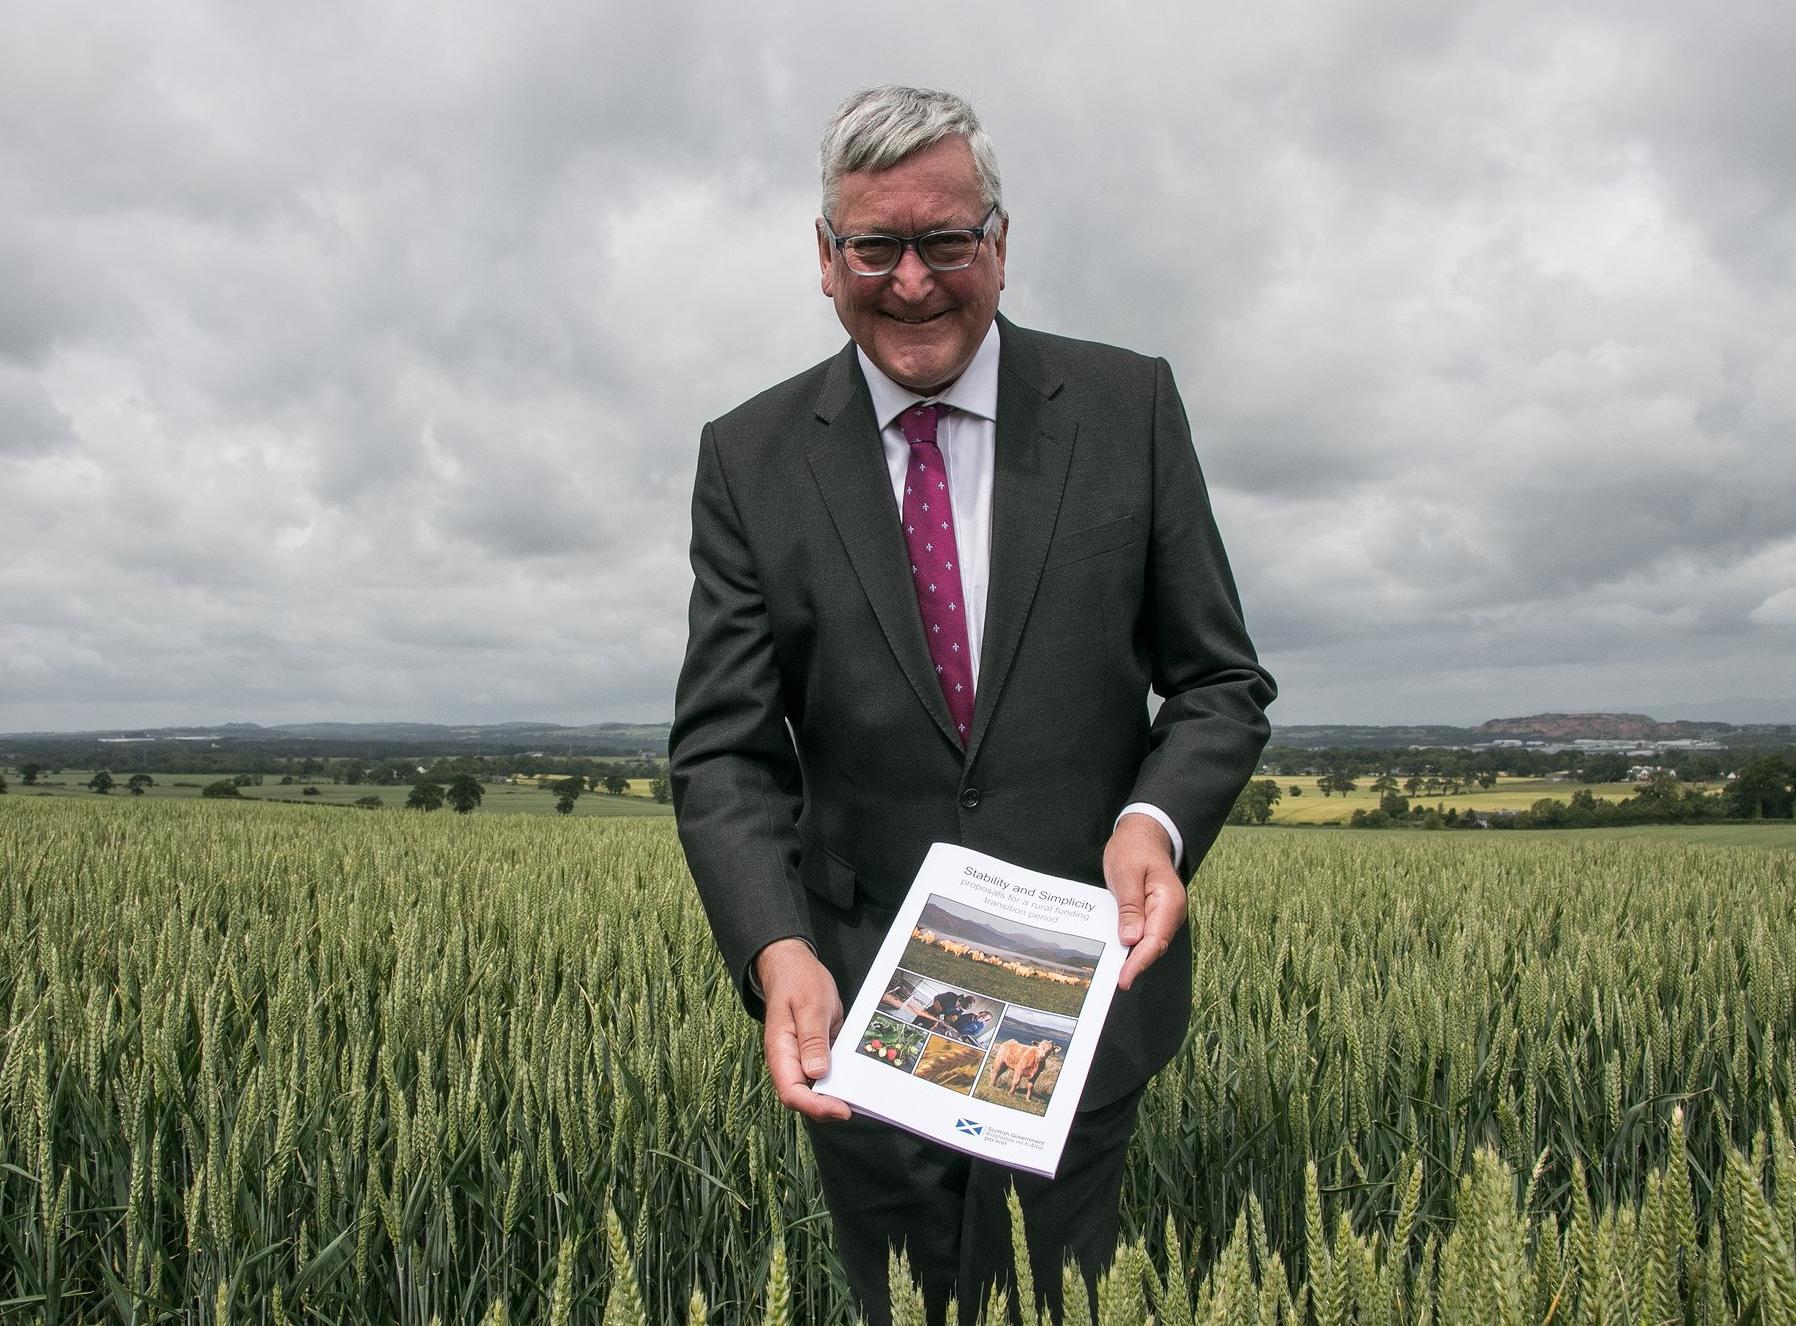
[959,787,981,809]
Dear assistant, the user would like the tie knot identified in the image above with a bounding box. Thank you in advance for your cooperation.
[900,402,948,446]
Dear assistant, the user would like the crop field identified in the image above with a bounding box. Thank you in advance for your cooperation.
[1265,776,1695,825]
[1,798,1793,1324]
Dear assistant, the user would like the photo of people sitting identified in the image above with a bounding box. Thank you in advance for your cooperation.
[878,972,1004,1049]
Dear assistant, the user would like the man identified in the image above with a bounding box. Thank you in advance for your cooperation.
[670,86,1273,1323]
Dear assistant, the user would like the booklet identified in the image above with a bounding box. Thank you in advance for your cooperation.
[814,843,1125,1177]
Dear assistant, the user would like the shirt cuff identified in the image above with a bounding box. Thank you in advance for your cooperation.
[1115,803,1184,871]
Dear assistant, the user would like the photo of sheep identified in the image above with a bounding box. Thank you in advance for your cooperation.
[898,895,1103,1018]
[875,968,1006,1049]
[970,1007,1077,1116]
[854,1013,928,1074]
[911,1034,987,1094]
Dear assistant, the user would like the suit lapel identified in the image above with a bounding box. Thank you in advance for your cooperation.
[805,344,962,747]
[969,320,1074,756]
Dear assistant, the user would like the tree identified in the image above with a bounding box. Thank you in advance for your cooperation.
[1725,756,1795,819]
[1370,775,1398,796]
[445,774,485,815]
[602,772,630,796]
[1226,778,1282,826]
[1631,772,1682,813]
[20,763,40,785]
[1287,784,1301,798]
[650,776,671,804]
[0,774,7,795]
[302,786,322,797]
[126,774,154,796]
[555,792,577,816]
[1379,792,1410,818]
[552,776,584,805]
[353,795,384,810]
[1404,775,1423,796]
[87,770,115,795]
[406,782,445,812]
[1476,770,1499,790]
[1529,797,1570,828]
[1575,753,1630,784]
[202,780,242,798]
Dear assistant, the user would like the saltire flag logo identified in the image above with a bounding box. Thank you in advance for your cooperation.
[955,1118,984,1137]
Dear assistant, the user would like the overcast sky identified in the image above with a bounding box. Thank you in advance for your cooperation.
[3,0,1792,731]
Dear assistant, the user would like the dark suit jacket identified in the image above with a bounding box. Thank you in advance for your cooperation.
[670,315,1274,1108]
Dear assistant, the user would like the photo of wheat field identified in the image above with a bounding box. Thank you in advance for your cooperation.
[2,797,1793,1323]
[911,1034,987,1093]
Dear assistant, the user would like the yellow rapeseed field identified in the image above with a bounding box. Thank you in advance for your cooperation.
[0,797,1791,1324]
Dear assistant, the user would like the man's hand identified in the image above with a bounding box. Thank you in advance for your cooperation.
[1103,813,1186,991]
[755,938,853,1122]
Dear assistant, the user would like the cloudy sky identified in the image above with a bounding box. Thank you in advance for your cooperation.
[3,0,1792,731]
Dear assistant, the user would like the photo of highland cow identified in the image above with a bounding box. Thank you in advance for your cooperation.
[899,895,1103,1017]
[971,1007,1076,1116]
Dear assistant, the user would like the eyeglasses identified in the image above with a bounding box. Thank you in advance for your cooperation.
[823,207,1000,277]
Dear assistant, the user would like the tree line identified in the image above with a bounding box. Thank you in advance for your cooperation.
[1256,744,1764,785]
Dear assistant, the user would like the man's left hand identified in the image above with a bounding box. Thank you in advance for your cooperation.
[1103,813,1186,991]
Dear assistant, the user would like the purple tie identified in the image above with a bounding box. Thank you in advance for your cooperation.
[899,403,975,746]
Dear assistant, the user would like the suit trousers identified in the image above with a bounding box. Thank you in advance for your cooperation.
[804,1085,1145,1326]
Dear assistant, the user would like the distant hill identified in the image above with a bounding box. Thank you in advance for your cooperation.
[0,720,673,760]
[1476,713,1731,742]
[1270,723,1483,749]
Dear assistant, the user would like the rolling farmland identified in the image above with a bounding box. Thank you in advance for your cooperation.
[1,797,1791,1323]
[1265,775,1711,824]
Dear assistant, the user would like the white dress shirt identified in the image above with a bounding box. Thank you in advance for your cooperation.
[856,321,1186,868]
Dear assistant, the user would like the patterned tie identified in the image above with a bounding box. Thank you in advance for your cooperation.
[899,403,975,746]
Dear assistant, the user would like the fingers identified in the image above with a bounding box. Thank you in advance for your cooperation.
[1117,871,1183,990]
[1105,816,1184,991]
[765,1019,852,1121]
[757,941,851,1122]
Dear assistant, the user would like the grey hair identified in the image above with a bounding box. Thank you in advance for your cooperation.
[819,85,1004,225]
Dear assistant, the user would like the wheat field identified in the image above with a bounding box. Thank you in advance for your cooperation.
[0,797,1791,1323]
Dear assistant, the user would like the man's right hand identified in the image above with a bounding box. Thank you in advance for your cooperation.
[755,938,853,1122]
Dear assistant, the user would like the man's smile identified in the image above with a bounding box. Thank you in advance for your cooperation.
[883,310,950,325]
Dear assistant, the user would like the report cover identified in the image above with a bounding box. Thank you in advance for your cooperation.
[814,843,1125,1177]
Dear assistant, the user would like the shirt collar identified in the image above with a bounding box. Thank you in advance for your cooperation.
[857,318,1001,433]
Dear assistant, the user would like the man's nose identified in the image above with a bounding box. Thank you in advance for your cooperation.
[887,244,936,300]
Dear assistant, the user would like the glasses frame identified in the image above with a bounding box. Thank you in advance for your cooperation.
[823,206,1001,277]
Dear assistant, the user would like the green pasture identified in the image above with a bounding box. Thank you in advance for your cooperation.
[4,769,673,818]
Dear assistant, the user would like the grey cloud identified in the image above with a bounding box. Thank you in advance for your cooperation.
[0,364,73,455]
[2,0,1792,730]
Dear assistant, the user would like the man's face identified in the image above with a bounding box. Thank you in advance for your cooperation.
[817,136,1006,395]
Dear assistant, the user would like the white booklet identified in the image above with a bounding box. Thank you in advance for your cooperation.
[814,843,1125,1177]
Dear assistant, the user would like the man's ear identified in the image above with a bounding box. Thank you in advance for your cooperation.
[817,220,836,298]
